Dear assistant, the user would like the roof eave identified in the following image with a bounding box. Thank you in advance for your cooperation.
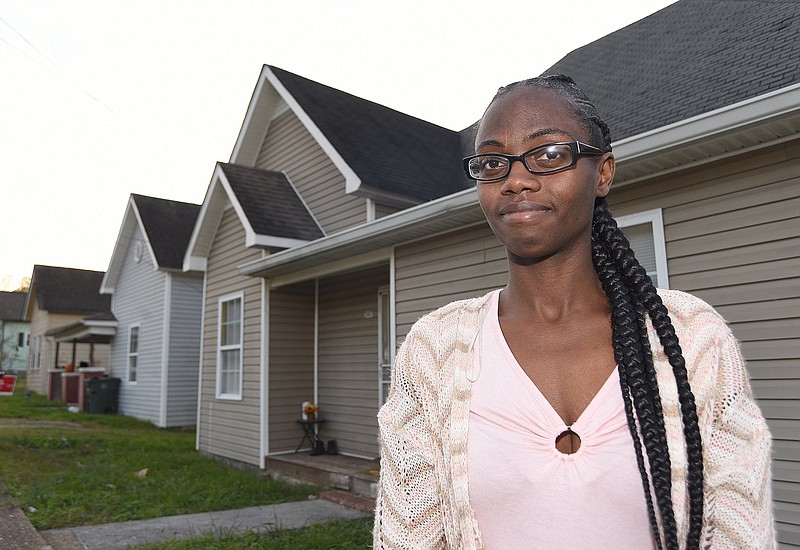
[614,82,800,185]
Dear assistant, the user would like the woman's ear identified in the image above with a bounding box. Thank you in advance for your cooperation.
[596,153,615,198]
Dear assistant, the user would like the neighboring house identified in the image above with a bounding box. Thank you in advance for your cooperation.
[100,194,203,428]
[24,266,113,397]
[184,67,468,467]
[190,1,799,546]
[0,291,29,373]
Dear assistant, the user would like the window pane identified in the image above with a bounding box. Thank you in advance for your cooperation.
[621,222,659,287]
[129,327,139,353]
[129,356,137,382]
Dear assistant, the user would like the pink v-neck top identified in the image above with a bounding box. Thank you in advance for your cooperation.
[467,291,655,549]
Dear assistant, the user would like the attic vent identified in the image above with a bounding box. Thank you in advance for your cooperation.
[134,241,144,263]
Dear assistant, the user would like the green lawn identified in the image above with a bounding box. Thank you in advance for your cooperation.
[0,378,320,530]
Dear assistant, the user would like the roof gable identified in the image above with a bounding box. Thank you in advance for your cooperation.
[543,0,800,141]
[0,291,26,321]
[183,163,323,271]
[101,194,201,294]
[26,265,111,317]
[231,65,470,205]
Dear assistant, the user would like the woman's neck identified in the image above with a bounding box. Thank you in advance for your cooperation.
[501,249,608,323]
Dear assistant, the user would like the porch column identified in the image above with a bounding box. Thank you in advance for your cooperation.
[54,341,60,368]
[90,342,95,367]
[71,339,77,367]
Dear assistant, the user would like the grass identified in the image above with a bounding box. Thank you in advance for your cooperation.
[0,378,321,530]
[130,518,374,549]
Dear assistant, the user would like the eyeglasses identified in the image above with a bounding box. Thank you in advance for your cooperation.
[463,141,605,182]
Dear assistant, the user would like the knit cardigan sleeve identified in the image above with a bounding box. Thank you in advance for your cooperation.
[702,327,775,549]
[373,320,447,549]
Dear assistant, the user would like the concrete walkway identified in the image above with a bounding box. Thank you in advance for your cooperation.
[0,478,372,550]
[40,498,371,549]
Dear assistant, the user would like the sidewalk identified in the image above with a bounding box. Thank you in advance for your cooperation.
[1,479,372,550]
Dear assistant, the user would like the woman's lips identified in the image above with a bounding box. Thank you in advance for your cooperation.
[499,201,552,222]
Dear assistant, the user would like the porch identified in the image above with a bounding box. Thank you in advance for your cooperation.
[265,451,380,502]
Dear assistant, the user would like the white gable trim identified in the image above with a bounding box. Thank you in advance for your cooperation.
[101,196,159,294]
[229,66,362,194]
[183,164,311,272]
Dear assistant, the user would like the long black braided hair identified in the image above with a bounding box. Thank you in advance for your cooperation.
[488,75,704,550]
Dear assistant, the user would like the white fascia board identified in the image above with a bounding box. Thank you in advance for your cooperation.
[130,200,160,273]
[237,186,478,276]
[216,166,261,248]
[249,235,309,249]
[230,66,277,166]
[100,196,140,295]
[261,67,362,194]
[614,83,800,162]
[183,165,227,273]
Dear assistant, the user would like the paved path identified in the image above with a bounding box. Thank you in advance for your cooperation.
[40,498,370,549]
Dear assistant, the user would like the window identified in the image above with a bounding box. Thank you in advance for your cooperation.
[217,293,243,399]
[617,208,669,289]
[31,335,41,370]
[128,325,140,383]
[17,332,25,348]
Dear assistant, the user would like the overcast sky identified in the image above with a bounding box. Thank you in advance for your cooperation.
[0,0,678,291]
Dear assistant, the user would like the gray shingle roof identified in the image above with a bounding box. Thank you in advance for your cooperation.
[219,163,325,241]
[0,292,26,321]
[542,0,800,141]
[132,194,200,270]
[29,265,111,314]
[269,66,471,202]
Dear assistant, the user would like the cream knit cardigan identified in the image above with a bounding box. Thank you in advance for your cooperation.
[373,289,775,549]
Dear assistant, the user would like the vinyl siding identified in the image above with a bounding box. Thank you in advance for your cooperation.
[610,140,800,548]
[317,265,387,458]
[109,224,166,425]
[198,206,263,466]
[255,108,367,234]
[268,281,315,453]
[165,272,203,428]
[395,223,507,341]
[375,203,404,219]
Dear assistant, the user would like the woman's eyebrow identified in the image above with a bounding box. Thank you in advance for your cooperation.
[527,128,565,140]
[476,128,569,150]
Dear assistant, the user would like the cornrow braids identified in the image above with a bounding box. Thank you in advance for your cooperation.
[487,76,704,548]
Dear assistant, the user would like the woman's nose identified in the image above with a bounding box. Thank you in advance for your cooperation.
[500,158,542,193]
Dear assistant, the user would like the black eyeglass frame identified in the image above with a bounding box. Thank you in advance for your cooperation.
[462,141,605,182]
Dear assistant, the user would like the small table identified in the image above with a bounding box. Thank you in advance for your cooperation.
[295,418,326,452]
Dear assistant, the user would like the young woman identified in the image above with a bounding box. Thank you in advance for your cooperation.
[373,75,774,549]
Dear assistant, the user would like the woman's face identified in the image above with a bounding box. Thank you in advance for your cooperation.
[475,87,614,264]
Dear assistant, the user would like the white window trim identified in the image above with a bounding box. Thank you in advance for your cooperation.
[216,292,244,400]
[616,208,670,289]
[127,324,140,384]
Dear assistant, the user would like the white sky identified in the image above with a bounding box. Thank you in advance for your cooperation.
[0,0,677,291]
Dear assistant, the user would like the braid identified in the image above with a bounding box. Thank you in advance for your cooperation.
[593,198,705,548]
[488,74,704,548]
[594,200,705,548]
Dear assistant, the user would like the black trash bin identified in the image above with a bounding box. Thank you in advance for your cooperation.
[85,377,121,414]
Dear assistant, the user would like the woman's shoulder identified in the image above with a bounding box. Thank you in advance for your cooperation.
[403,291,495,342]
[656,288,733,344]
[657,288,726,324]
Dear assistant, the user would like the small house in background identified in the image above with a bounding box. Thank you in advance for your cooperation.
[0,291,29,373]
[100,194,202,428]
[24,265,113,398]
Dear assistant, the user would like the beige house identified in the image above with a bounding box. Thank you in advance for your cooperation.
[24,265,113,397]
[189,1,799,545]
